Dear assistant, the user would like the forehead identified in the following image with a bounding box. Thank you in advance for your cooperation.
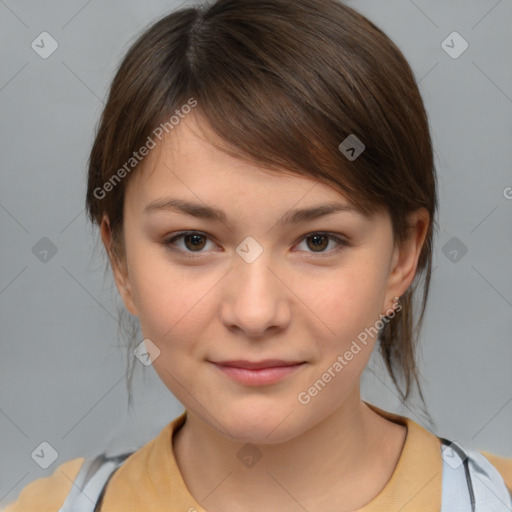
[127,112,362,211]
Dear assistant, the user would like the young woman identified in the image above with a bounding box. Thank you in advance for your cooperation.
[6,0,511,511]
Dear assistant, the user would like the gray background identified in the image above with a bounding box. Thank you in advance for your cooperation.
[1,0,511,506]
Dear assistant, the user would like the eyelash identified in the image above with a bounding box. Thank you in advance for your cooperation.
[162,231,349,258]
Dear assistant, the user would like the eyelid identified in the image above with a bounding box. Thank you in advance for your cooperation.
[163,231,219,257]
[163,230,349,258]
[292,232,349,256]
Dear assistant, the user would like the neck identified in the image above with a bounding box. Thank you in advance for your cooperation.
[173,392,406,512]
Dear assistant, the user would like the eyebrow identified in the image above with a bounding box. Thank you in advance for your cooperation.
[143,198,361,226]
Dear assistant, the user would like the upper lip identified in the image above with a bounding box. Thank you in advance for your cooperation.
[211,359,304,370]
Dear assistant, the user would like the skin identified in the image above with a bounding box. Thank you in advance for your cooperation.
[101,112,429,511]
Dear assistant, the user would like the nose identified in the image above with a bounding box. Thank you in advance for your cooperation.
[220,249,291,338]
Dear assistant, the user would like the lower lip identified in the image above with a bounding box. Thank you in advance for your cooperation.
[213,363,304,386]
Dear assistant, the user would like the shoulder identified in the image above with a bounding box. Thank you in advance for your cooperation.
[3,457,85,512]
[4,415,185,512]
[480,451,512,494]
[99,424,175,508]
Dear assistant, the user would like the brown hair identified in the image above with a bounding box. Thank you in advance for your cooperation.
[86,0,438,413]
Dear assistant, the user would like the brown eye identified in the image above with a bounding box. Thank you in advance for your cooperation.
[295,232,348,255]
[183,233,207,251]
[164,231,215,254]
[306,234,329,252]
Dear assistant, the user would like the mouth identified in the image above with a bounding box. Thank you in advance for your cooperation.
[209,359,306,386]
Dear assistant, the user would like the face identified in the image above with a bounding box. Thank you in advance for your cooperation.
[104,112,426,444]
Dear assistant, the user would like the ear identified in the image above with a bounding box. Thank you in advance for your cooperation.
[100,215,139,317]
[384,208,430,308]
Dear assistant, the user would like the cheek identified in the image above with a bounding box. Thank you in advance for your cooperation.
[128,247,222,349]
[307,262,385,347]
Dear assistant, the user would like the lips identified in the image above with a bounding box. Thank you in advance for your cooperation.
[214,359,302,370]
[210,359,305,386]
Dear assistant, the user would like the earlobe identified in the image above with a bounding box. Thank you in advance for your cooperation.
[99,216,139,317]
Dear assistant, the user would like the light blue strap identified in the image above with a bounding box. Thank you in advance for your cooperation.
[57,453,130,512]
[441,440,512,512]
[467,451,512,511]
[441,441,475,512]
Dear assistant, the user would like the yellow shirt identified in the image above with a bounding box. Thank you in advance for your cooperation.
[5,403,512,512]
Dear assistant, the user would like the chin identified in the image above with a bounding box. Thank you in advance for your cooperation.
[212,399,309,445]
